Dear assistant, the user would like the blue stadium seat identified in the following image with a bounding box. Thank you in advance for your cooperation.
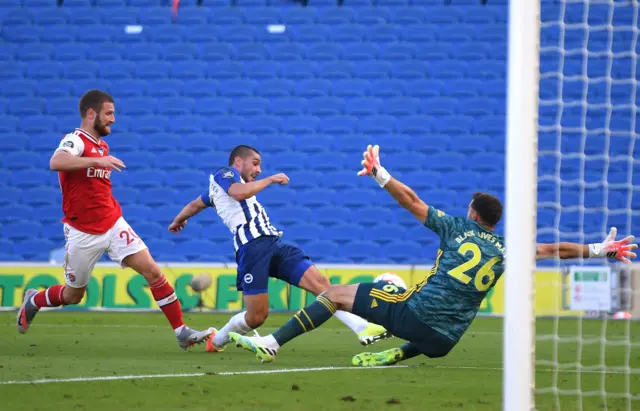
[42,224,65,246]
[0,131,27,150]
[285,224,324,245]
[369,223,406,244]
[0,44,17,62]
[245,116,281,135]
[304,241,340,262]
[158,98,196,116]
[9,98,46,116]
[5,221,43,242]
[269,152,308,172]
[281,7,317,25]
[313,206,352,227]
[12,169,56,188]
[244,61,281,80]
[296,188,336,209]
[329,223,364,243]
[22,187,61,207]
[339,188,377,209]
[317,7,355,25]
[382,97,420,116]
[3,25,42,43]
[174,7,211,25]
[355,203,400,227]
[307,97,344,117]
[370,79,407,98]
[18,44,54,61]
[358,116,396,135]
[332,79,370,97]
[323,170,359,190]
[192,97,229,116]
[295,80,332,97]
[218,80,255,97]
[385,241,423,264]
[231,97,270,116]
[268,206,312,226]
[296,134,332,154]
[260,187,297,208]
[317,61,355,79]
[14,239,55,261]
[260,135,296,154]
[339,241,381,263]
[282,116,321,134]
[33,9,70,25]
[332,135,369,153]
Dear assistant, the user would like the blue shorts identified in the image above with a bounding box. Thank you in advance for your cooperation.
[352,282,457,358]
[235,236,313,295]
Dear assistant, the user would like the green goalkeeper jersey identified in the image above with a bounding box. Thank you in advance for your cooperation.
[406,206,506,343]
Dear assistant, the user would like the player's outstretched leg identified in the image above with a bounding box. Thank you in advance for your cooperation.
[352,342,421,367]
[122,250,212,350]
[298,266,390,346]
[231,286,357,363]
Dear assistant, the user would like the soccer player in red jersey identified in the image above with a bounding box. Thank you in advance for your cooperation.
[16,90,212,350]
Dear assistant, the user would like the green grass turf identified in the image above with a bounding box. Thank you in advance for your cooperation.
[0,311,638,411]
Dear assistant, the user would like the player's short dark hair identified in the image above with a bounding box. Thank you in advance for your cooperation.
[471,192,503,226]
[79,90,114,118]
[228,145,260,166]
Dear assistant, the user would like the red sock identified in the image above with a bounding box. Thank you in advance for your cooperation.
[33,284,65,308]
[149,275,184,330]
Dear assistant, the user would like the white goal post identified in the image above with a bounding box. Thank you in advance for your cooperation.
[504,0,540,410]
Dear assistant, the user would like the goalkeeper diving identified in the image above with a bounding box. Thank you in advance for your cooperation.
[228,145,638,366]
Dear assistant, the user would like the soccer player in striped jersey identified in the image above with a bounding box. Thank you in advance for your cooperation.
[169,145,389,352]
[227,145,638,365]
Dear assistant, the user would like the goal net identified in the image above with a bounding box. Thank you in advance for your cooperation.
[506,1,639,410]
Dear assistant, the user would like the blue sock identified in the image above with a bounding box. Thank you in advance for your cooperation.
[273,294,336,346]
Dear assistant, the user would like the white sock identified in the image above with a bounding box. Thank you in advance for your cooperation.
[213,311,253,347]
[260,334,280,350]
[174,325,186,336]
[334,310,370,334]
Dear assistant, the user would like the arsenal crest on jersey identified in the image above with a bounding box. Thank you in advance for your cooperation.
[97,147,104,156]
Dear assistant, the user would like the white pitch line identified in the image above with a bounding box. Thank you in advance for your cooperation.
[1,363,638,386]
[0,366,409,385]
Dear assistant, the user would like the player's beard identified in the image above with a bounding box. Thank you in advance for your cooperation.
[94,117,111,137]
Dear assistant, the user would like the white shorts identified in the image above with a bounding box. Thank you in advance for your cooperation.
[63,217,148,288]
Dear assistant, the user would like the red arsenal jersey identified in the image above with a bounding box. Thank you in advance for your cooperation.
[55,129,122,234]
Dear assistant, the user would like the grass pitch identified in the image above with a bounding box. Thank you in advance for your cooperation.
[0,311,638,411]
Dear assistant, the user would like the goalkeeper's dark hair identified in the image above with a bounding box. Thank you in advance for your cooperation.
[79,89,114,118]
[471,192,503,227]
[229,145,260,166]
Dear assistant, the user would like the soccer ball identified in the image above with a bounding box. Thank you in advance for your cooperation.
[190,273,212,292]
[374,272,407,289]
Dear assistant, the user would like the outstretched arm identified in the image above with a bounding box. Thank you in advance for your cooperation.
[381,177,429,223]
[168,196,209,233]
[536,227,637,264]
[358,145,428,223]
[536,243,589,260]
[228,173,289,201]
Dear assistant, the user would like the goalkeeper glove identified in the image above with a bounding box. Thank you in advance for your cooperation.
[357,144,391,188]
[589,227,638,264]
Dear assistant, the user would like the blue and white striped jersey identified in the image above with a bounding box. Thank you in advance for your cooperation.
[201,167,280,251]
